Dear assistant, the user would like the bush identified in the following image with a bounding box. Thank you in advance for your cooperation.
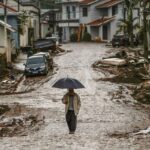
[70,33,78,42]
[82,32,91,42]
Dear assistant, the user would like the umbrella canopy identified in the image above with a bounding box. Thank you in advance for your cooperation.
[52,77,85,89]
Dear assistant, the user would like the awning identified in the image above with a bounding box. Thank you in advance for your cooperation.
[0,20,16,32]
[96,0,123,8]
[87,16,115,26]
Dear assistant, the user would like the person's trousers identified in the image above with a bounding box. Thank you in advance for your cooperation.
[66,110,77,132]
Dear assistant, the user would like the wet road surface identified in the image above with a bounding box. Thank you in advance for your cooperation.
[0,43,150,150]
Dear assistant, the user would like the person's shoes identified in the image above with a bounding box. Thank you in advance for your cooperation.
[69,131,75,134]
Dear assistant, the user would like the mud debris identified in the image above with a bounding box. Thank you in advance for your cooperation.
[132,80,150,104]
[0,104,45,137]
[108,132,130,139]
[93,47,150,104]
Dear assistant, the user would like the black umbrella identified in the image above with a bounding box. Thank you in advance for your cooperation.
[52,77,85,89]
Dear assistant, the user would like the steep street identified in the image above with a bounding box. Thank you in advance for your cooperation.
[0,43,150,150]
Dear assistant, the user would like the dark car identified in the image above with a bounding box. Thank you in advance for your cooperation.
[24,55,49,77]
[112,34,130,47]
[112,34,139,47]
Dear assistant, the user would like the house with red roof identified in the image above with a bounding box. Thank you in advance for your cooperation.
[81,0,123,41]
[56,0,124,42]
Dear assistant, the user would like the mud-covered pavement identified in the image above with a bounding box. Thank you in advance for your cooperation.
[0,43,150,150]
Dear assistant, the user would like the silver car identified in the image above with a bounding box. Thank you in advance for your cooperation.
[24,55,49,77]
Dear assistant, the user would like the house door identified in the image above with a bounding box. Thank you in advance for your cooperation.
[103,25,108,40]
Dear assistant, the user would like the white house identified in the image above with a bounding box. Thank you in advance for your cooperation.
[56,0,124,42]
[19,3,40,47]
[56,0,81,42]
[80,0,123,41]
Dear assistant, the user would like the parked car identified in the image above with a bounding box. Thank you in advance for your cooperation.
[24,55,49,77]
[112,34,129,47]
[112,34,139,47]
[34,52,53,69]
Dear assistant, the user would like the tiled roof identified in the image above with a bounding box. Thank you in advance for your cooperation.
[80,0,96,5]
[96,0,122,8]
[87,16,115,26]
[0,2,17,12]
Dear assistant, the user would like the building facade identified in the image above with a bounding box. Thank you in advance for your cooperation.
[56,0,124,42]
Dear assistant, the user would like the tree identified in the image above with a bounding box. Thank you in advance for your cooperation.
[142,0,150,59]
[122,0,139,47]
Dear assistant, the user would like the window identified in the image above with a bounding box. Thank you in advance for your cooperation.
[83,7,88,17]
[66,6,70,19]
[72,6,76,19]
[112,5,118,16]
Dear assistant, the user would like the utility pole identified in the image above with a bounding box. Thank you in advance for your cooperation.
[4,0,10,63]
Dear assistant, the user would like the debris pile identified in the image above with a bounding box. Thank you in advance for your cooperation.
[93,49,149,83]
[0,104,45,137]
[93,48,150,104]
[132,80,150,104]
[53,46,66,54]
[0,74,23,95]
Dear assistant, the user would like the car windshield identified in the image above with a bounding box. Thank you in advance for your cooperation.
[27,57,44,65]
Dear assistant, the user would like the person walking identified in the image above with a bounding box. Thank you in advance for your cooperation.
[62,89,81,134]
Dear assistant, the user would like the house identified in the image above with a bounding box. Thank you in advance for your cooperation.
[19,2,40,47]
[80,0,123,41]
[0,2,17,62]
[56,0,124,42]
[0,20,16,62]
[56,0,81,42]
[41,9,59,38]
[0,1,19,50]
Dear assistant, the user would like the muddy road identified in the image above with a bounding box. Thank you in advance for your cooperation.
[0,43,150,150]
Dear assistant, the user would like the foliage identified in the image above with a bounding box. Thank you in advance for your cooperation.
[117,18,139,34]
[70,33,78,42]
[82,32,91,42]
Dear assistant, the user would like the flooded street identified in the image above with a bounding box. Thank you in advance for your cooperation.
[0,43,150,150]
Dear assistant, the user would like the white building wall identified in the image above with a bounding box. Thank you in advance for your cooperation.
[0,27,5,47]
[62,3,80,20]
[41,23,49,38]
